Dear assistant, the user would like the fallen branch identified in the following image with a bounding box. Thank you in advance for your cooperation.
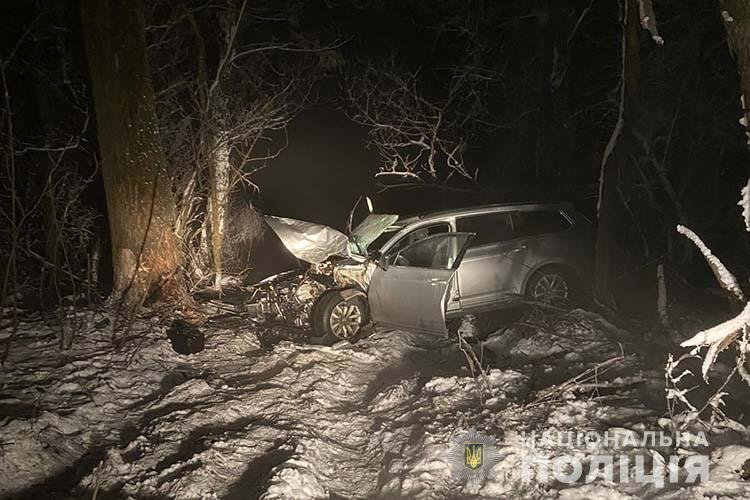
[677,224,744,302]
[456,324,493,404]
[525,355,626,409]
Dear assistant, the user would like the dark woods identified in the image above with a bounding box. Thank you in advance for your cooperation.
[1,0,749,337]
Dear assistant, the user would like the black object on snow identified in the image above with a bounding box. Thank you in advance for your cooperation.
[166,319,205,355]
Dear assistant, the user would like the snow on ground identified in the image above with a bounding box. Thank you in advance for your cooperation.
[2,308,750,499]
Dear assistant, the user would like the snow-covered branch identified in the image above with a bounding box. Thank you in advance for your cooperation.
[145,0,331,283]
[676,224,745,302]
[667,182,750,425]
[342,60,495,184]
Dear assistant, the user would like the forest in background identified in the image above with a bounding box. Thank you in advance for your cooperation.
[0,0,749,326]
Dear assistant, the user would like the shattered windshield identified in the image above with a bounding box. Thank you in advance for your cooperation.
[348,213,399,256]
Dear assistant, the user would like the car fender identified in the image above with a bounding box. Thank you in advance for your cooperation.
[339,287,367,300]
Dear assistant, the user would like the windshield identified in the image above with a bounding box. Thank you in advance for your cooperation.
[348,213,399,256]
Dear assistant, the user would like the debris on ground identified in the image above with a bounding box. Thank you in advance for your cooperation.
[166,319,205,355]
[1,308,750,498]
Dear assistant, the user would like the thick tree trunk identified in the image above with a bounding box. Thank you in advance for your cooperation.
[81,0,185,312]
[721,0,750,154]
[594,0,640,308]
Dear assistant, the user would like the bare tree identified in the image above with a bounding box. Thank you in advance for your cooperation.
[343,63,477,184]
[663,1,750,429]
[146,0,328,288]
[594,0,646,309]
[81,0,187,314]
[665,191,750,427]
[1,3,97,350]
[341,1,534,188]
[340,0,507,187]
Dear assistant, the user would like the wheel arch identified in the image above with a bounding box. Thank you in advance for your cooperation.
[521,261,582,297]
[310,287,370,340]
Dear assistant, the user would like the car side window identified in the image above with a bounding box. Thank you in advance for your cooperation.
[390,233,468,270]
[513,210,571,237]
[455,212,513,248]
[385,224,449,265]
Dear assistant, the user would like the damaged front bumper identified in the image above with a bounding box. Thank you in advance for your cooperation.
[242,263,335,328]
[210,213,396,333]
[237,259,374,331]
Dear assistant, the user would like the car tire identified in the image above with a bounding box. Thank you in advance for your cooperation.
[524,266,577,308]
[312,289,368,343]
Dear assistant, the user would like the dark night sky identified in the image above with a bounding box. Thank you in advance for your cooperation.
[247,0,623,227]
[251,107,378,230]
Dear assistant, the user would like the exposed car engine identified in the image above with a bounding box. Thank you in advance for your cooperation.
[244,263,335,328]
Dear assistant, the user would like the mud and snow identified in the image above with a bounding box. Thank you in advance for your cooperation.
[2,308,750,499]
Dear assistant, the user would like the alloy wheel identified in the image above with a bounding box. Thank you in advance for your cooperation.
[329,301,363,339]
[531,273,570,306]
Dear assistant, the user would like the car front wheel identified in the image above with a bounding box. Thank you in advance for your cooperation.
[312,289,368,342]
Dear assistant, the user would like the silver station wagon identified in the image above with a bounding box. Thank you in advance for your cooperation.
[265,202,593,340]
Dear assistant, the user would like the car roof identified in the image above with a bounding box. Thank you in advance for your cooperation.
[396,201,574,226]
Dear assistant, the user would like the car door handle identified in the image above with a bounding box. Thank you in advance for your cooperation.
[511,244,528,253]
[428,278,444,285]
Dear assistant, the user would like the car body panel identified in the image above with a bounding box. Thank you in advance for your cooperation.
[265,202,592,333]
[457,239,530,308]
[264,216,350,264]
[332,259,376,291]
[265,214,399,264]
[453,205,592,312]
[368,232,473,334]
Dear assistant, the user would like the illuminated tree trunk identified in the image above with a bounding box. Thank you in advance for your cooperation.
[209,133,231,288]
[594,0,640,308]
[81,0,185,312]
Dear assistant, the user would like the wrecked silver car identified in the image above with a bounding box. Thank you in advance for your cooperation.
[252,202,592,342]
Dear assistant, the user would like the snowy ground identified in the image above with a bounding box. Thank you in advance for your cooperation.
[2,307,750,499]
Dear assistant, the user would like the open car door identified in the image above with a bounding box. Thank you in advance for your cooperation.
[368,232,474,334]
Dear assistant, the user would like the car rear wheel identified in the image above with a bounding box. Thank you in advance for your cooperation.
[525,266,575,307]
[312,289,368,342]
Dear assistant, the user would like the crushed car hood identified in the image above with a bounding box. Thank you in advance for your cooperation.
[265,216,350,264]
[265,213,398,264]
